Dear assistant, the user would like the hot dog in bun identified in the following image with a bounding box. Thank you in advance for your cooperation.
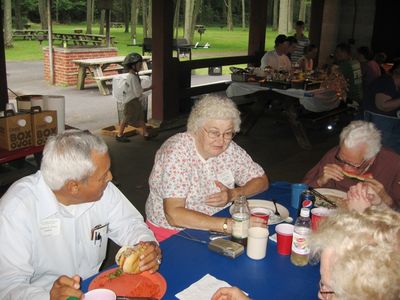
[115,245,147,274]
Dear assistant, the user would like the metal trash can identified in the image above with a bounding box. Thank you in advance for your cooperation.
[208,66,222,76]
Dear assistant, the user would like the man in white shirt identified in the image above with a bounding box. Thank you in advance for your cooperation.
[0,130,161,300]
[260,34,291,71]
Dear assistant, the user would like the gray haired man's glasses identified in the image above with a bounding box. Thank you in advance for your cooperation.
[203,128,236,140]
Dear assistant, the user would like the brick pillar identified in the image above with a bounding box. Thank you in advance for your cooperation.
[43,47,119,86]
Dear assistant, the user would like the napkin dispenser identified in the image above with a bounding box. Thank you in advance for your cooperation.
[208,239,244,259]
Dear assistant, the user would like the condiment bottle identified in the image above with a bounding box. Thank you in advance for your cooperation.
[231,195,250,246]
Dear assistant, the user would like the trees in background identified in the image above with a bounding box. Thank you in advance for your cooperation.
[3,0,312,46]
[3,0,13,48]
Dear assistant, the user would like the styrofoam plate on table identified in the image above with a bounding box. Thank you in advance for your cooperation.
[229,199,290,225]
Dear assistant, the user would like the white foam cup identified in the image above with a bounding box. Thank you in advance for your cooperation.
[84,288,116,300]
[247,227,269,260]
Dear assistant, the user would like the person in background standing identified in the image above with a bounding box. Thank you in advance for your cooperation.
[363,61,400,153]
[286,36,298,61]
[335,43,363,104]
[356,46,381,91]
[291,20,310,63]
[115,52,155,142]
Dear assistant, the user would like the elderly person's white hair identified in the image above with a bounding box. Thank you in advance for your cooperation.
[41,130,108,190]
[187,95,241,133]
[339,121,381,159]
[310,207,400,300]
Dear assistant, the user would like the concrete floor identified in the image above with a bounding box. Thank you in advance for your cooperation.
[4,60,342,268]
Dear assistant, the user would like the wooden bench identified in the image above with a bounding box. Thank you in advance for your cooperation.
[93,70,153,95]
[13,30,48,40]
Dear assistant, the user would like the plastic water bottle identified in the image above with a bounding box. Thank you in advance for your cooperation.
[290,208,311,266]
[231,195,250,246]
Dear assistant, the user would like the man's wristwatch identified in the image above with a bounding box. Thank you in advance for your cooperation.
[222,218,228,233]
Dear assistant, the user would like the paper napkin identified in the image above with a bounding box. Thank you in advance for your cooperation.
[175,274,232,300]
[269,233,277,243]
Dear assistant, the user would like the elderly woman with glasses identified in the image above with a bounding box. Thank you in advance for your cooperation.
[303,120,400,210]
[212,206,400,300]
[145,95,268,241]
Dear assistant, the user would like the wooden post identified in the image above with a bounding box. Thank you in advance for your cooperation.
[151,0,178,121]
[0,7,8,110]
[248,0,268,66]
[309,0,325,67]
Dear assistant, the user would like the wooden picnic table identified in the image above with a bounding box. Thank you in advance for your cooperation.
[72,55,152,95]
[52,32,117,47]
[12,29,48,40]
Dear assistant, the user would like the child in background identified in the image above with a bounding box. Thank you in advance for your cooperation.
[116,52,155,142]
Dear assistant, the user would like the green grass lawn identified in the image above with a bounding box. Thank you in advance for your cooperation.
[6,23,282,61]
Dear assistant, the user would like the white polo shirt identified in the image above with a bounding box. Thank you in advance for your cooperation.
[0,171,155,300]
[260,50,292,72]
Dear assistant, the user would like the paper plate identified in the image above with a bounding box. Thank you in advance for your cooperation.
[229,199,290,225]
[89,268,166,299]
[314,188,347,208]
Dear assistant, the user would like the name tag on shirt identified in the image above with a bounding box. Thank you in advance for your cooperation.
[39,218,61,237]
[217,170,235,189]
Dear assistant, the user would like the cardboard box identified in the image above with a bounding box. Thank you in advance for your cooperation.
[31,110,57,146]
[0,113,32,150]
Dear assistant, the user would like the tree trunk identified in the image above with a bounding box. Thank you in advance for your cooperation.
[190,0,200,41]
[142,0,148,38]
[131,0,138,41]
[91,0,95,28]
[241,0,245,29]
[86,0,93,34]
[99,9,105,34]
[38,0,48,29]
[272,0,279,31]
[298,0,306,22]
[226,0,233,31]
[288,0,293,33]
[174,0,181,39]
[4,0,13,48]
[278,0,289,34]
[55,0,59,23]
[124,0,130,33]
[15,0,24,29]
[184,0,194,42]
[147,0,152,37]
[184,0,200,43]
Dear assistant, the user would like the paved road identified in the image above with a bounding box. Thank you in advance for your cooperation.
[6,61,231,131]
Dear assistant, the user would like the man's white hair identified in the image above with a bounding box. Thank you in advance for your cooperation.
[339,121,381,159]
[41,130,108,190]
[187,94,241,134]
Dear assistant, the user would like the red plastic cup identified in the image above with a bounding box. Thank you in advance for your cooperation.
[311,207,333,231]
[251,207,272,224]
[275,223,294,255]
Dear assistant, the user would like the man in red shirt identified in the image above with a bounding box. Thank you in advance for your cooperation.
[303,121,400,210]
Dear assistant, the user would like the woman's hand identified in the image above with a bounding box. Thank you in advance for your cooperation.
[211,287,250,300]
[347,182,382,212]
[206,181,233,207]
[365,178,392,206]
[50,275,82,300]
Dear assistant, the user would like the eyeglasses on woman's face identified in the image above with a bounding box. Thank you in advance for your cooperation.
[203,128,236,140]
